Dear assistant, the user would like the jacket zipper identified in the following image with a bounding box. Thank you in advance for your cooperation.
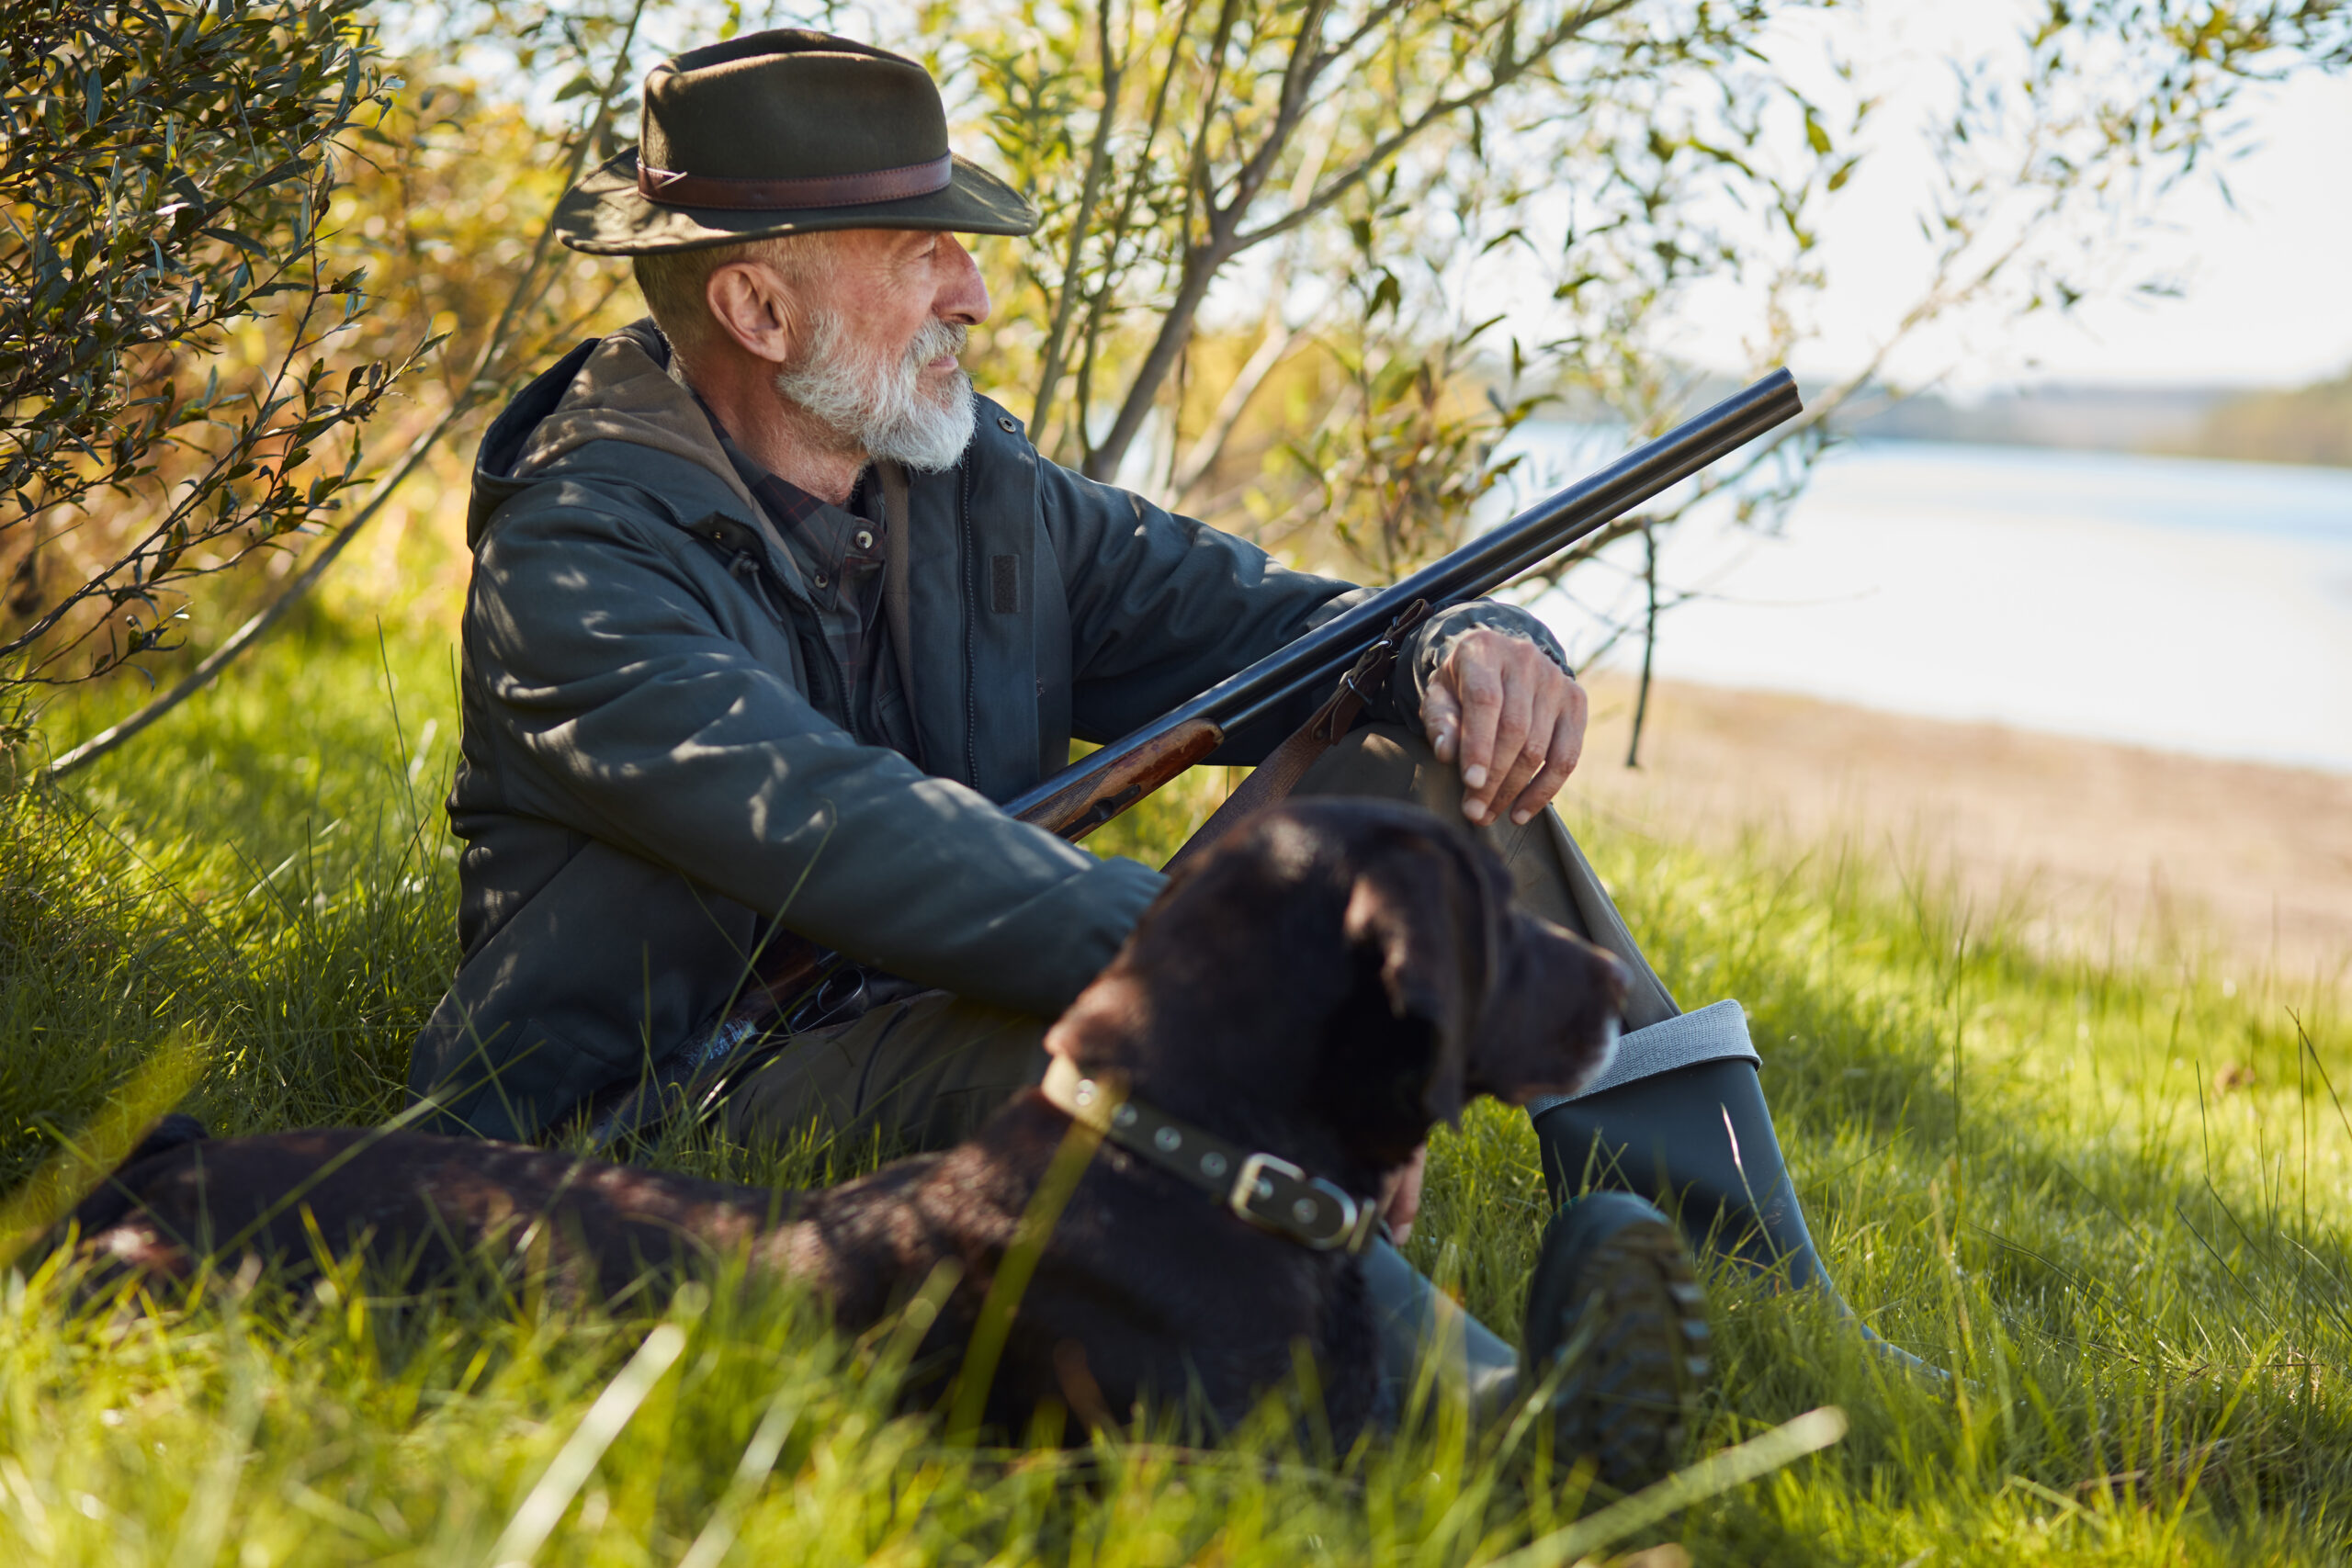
[958,457,980,788]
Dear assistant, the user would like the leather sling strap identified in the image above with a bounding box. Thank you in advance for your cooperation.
[1039,1057,1380,1253]
[1160,598,1432,877]
[876,460,923,770]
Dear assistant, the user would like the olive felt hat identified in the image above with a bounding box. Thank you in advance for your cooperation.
[554,29,1037,254]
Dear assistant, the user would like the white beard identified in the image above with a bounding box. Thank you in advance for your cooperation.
[775,312,976,472]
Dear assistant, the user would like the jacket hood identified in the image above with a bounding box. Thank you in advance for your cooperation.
[468,319,761,548]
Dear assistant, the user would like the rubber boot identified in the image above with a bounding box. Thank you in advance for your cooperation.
[1521,1192,1712,1490]
[1532,1055,1939,1376]
[1365,1212,1714,1489]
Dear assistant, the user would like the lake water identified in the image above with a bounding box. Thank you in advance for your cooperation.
[1503,434,2352,774]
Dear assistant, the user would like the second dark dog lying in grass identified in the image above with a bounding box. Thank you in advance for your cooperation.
[60,800,1634,1446]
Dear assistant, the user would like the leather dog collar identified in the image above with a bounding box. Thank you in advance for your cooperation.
[1040,1056,1381,1254]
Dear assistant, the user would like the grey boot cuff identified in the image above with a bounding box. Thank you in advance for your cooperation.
[1527,998,1761,1113]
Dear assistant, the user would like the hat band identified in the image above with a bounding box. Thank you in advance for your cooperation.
[637,152,954,211]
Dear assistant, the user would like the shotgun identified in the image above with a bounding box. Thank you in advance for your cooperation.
[1005,367,1804,840]
[787,367,1799,996]
[585,368,1804,1140]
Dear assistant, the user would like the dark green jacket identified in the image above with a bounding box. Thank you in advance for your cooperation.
[408,324,1557,1138]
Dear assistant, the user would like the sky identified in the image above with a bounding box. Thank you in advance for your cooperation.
[1500,6,2352,769]
[1663,4,2352,393]
[1991,69,2352,388]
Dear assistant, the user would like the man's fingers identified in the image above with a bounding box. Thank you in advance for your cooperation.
[1491,738,1552,821]
[1464,679,1538,825]
[1422,681,1462,763]
[1508,705,1588,824]
[1484,683,1561,822]
[1453,660,1507,795]
[1427,627,1589,826]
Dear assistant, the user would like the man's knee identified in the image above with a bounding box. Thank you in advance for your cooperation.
[718,991,1049,1156]
[1296,722,1572,918]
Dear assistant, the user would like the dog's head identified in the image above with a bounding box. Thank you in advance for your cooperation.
[1045,799,1624,1187]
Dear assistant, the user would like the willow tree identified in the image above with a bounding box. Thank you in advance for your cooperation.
[902,0,2346,755]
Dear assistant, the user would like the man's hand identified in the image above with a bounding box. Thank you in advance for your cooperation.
[1422,626,1588,828]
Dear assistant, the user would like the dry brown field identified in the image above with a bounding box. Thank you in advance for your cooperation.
[1567,673,2352,994]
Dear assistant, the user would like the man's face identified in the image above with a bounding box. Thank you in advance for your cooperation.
[772,228,991,471]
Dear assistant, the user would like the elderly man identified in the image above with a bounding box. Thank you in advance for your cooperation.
[410,29,1904,1451]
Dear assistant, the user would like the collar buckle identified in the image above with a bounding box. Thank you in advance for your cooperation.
[1043,1058,1381,1255]
[1230,1152,1375,1252]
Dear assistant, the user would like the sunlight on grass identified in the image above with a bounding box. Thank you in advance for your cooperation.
[3,620,2347,1563]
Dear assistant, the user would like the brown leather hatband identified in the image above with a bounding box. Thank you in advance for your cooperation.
[637,153,955,210]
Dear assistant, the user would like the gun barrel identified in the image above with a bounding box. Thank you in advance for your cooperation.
[1003,367,1804,827]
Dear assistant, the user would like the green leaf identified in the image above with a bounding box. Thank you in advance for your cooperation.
[248,158,308,191]
[200,226,270,259]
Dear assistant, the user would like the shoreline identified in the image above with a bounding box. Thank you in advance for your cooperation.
[1519,437,2352,776]
[1565,673,2352,990]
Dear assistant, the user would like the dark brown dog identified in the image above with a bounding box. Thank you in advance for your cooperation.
[57,799,1625,1438]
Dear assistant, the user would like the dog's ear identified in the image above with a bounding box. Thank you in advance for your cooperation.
[1337,839,1486,1135]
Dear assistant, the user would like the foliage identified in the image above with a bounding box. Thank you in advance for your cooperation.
[5,622,2351,1561]
[5,0,2348,767]
[2180,368,2352,468]
[0,0,423,695]
[901,0,2352,686]
[13,0,667,782]
[927,0,1764,482]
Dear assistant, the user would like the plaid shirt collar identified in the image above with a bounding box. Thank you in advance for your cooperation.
[738,456,832,536]
[711,431,832,536]
[682,379,838,536]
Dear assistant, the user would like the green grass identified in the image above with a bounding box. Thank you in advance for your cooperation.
[2,618,2347,1564]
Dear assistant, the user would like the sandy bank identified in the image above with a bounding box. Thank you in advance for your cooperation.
[1565,675,2352,990]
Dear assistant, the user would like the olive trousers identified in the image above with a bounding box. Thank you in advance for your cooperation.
[718,725,1679,1156]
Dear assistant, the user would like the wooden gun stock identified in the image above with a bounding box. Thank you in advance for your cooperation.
[1017,716,1227,840]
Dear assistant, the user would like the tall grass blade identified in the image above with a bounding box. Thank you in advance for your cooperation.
[1484,1405,1849,1568]
[0,1035,202,1267]
[946,1102,1104,1440]
[483,1322,685,1567]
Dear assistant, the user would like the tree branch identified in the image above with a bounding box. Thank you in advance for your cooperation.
[1031,0,1125,438]
[36,0,650,781]
[1084,0,1634,479]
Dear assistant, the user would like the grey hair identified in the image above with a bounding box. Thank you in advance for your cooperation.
[630,231,841,364]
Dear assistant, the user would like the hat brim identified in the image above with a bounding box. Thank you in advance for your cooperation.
[555,148,1037,254]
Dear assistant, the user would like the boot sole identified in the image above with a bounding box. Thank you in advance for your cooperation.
[1529,1201,1713,1491]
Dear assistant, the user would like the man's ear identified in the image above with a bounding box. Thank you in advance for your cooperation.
[1339,841,1486,1132]
[705,260,802,367]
